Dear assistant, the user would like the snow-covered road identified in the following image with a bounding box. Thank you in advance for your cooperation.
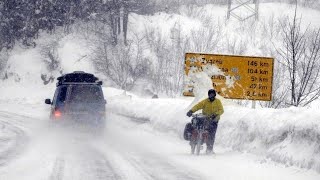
[0,111,29,167]
[0,104,319,180]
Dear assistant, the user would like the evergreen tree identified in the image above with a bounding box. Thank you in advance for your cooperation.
[0,0,153,50]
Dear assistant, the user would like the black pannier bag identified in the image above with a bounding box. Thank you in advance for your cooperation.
[183,122,193,140]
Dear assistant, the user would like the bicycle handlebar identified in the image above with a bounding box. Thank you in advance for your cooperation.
[191,113,208,118]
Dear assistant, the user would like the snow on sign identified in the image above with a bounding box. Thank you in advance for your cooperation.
[183,53,274,101]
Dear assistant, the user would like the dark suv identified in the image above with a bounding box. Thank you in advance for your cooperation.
[45,71,106,127]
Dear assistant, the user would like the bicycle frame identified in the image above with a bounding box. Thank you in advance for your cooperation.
[190,114,209,155]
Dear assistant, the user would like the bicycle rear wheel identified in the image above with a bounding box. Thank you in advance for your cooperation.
[191,143,196,154]
[196,136,202,155]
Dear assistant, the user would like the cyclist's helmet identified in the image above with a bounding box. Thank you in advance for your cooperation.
[208,89,216,96]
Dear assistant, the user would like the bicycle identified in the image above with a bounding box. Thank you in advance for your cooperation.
[189,114,209,155]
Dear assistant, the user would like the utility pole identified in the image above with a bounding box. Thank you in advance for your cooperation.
[227,0,232,19]
[255,0,259,20]
[227,0,260,21]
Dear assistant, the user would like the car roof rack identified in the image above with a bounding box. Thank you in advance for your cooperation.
[56,71,102,87]
[58,82,103,86]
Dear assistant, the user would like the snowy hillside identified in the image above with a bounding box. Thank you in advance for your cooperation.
[2,3,320,98]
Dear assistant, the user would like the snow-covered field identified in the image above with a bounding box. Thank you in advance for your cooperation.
[1,2,320,180]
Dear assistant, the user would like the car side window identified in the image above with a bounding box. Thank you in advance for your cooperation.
[52,88,59,106]
[57,86,68,104]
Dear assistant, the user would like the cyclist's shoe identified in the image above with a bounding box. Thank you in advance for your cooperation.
[189,141,195,146]
[201,139,205,145]
[206,149,215,155]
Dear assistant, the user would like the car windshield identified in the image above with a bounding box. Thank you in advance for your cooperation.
[69,85,104,103]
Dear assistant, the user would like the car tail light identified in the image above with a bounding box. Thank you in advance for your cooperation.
[54,110,62,118]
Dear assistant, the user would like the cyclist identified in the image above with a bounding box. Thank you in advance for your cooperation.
[186,89,224,154]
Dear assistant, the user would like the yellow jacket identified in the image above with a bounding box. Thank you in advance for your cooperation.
[191,98,224,120]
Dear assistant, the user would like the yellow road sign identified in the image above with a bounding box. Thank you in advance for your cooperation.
[184,53,274,101]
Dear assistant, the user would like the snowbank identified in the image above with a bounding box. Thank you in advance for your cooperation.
[220,106,320,172]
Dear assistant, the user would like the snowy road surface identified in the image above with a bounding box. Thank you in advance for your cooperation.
[0,104,319,180]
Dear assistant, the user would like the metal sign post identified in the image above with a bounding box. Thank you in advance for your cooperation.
[252,100,256,109]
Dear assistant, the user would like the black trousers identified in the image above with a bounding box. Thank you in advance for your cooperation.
[206,121,218,151]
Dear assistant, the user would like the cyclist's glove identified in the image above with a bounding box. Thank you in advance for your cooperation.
[187,110,193,117]
[211,114,217,120]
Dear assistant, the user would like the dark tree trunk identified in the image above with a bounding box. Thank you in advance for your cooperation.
[123,7,128,46]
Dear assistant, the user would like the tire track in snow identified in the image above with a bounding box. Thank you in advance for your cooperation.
[92,158,119,179]
[46,140,121,180]
[89,148,122,180]
[0,109,122,180]
[104,113,204,180]
[122,152,202,180]
[0,115,28,166]
[49,157,65,180]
